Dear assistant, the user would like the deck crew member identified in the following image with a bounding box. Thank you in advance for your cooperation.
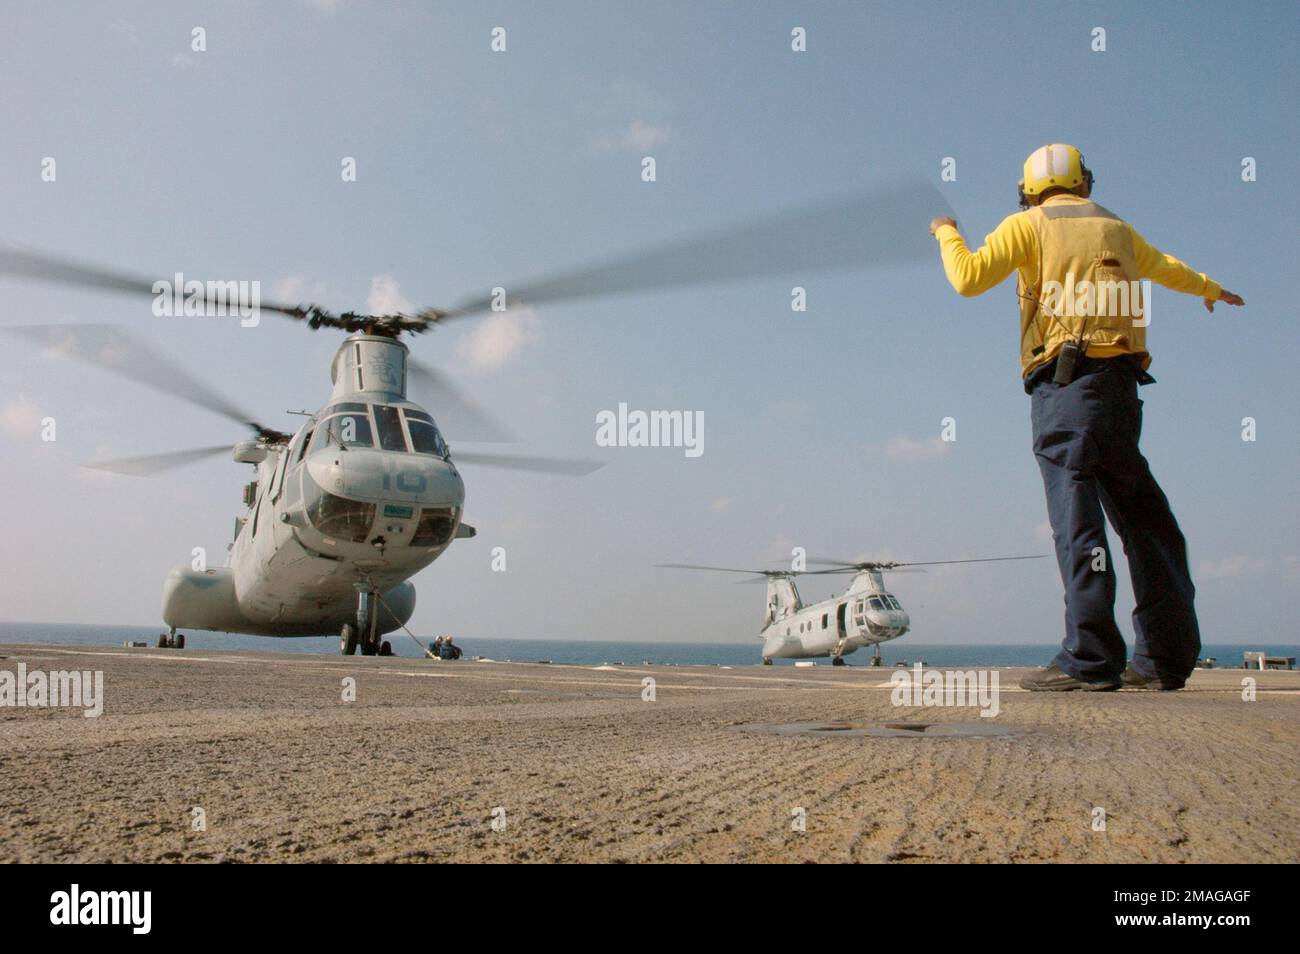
[928,143,1244,691]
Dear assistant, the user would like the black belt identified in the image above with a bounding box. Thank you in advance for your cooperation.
[1024,353,1155,393]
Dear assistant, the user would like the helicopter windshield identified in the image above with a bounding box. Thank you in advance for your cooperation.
[373,405,408,452]
[411,506,458,547]
[313,412,373,450]
[403,409,449,458]
[303,475,374,542]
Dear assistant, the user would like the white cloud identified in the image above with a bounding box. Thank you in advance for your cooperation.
[591,120,674,153]
[1197,555,1270,580]
[454,306,539,372]
[0,394,42,439]
[880,435,952,462]
[366,273,414,316]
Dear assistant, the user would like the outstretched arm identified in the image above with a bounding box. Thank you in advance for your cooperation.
[929,214,1034,297]
[1130,228,1244,313]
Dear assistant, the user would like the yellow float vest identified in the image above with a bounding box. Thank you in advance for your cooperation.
[1018,201,1150,378]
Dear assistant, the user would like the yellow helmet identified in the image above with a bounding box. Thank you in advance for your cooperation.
[1020,143,1092,198]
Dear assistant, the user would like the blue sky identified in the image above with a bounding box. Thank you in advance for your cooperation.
[1,0,1296,647]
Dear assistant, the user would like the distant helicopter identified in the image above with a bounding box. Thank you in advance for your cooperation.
[1,179,950,656]
[659,555,1045,665]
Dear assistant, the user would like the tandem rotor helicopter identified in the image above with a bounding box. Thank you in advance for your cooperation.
[1,180,950,656]
[660,554,1045,665]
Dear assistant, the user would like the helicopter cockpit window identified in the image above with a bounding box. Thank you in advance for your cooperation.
[334,414,374,448]
[312,413,373,450]
[303,475,374,543]
[373,405,408,452]
[867,596,885,611]
[411,506,458,547]
[885,596,901,610]
[325,402,367,416]
[405,418,452,462]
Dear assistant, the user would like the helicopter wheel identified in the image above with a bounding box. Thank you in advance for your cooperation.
[379,640,393,657]
[832,656,846,667]
[762,657,773,666]
[341,624,359,656]
[174,633,185,650]
[157,633,169,649]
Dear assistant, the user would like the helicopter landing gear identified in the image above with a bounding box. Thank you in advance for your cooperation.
[870,644,883,667]
[354,586,386,656]
[762,657,773,666]
[832,655,847,667]
[340,623,359,656]
[157,628,185,649]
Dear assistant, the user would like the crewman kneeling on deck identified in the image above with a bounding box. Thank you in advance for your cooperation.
[928,143,1244,691]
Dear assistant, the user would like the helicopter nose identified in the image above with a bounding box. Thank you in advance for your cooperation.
[867,610,909,638]
[335,451,465,506]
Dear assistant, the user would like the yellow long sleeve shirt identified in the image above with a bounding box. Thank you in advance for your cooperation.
[934,194,1222,303]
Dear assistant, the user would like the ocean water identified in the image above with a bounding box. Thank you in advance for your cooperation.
[0,622,1293,670]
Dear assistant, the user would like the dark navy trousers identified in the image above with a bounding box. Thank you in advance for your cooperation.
[1028,358,1200,682]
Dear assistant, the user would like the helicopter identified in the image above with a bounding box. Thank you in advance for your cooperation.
[1,179,951,656]
[659,555,1046,665]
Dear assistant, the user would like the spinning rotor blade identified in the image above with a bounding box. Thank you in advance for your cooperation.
[438,178,952,321]
[807,566,926,575]
[2,323,285,439]
[3,178,949,335]
[0,245,167,300]
[0,245,344,326]
[808,554,1047,572]
[82,445,231,477]
[405,357,514,443]
[450,451,604,476]
[656,563,801,576]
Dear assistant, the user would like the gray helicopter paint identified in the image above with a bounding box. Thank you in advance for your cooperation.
[162,335,463,639]
[759,569,910,662]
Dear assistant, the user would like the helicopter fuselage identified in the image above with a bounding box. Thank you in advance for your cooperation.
[160,335,470,640]
[759,570,910,661]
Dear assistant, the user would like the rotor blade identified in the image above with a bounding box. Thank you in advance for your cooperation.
[450,451,604,476]
[82,445,230,477]
[439,178,952,320]
[656,563,792,576]
[806,566,927,575]
[405,357,515,443]
[893,555,1048,568]
[0,244,326,323]
[809,555,1046,570]
[0,245,171,299]
[2,323,274,434]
